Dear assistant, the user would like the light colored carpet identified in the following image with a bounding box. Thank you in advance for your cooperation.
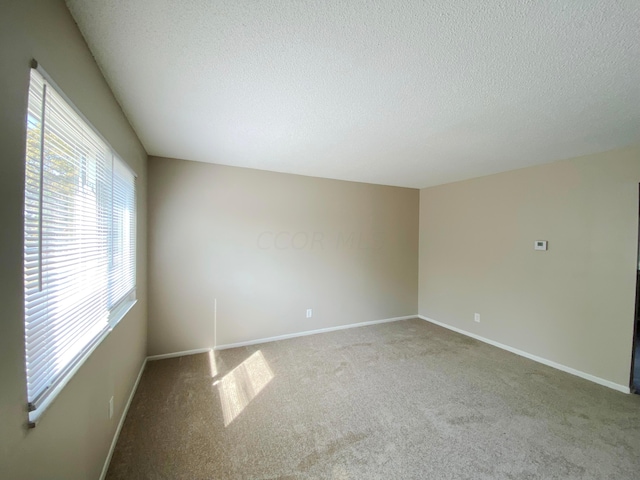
[107,318,640,479]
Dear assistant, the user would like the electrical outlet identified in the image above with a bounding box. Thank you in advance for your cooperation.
[109,396,114,419]
[474,313,480,323]
[306,308,312,318]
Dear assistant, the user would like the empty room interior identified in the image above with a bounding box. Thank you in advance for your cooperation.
[2,1,640,479]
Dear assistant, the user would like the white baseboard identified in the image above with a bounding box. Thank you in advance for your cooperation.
[146,348,213,361]
[100,357,148,480]
[99,317,413,478]
[418,315,630,394]
[214,315,417,350]
[98,313,629,479]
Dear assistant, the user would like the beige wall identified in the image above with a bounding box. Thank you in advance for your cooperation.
[148,157,418,354]
[0,2,147,479]
[419,146,640,388]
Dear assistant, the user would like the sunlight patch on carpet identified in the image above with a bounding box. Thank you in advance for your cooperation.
[208,349,218,378]
[215,350,274,426]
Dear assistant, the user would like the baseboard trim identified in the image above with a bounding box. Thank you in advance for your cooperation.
[99,357,147,480]
[146,348,213,361]
[98,315,411,477]
[214,315,417,351]
[98,313,629,479]
[418,315,630,394]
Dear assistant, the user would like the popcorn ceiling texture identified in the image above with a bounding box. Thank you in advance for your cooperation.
[66,1,640,188]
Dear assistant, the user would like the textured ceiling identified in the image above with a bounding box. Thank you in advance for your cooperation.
[66,0,640,188]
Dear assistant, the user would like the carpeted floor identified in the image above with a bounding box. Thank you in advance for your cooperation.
[107,318,640,479]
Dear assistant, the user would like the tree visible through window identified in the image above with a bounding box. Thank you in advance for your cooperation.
[23,67,136,426]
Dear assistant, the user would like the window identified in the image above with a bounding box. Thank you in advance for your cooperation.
[23,66,136,426]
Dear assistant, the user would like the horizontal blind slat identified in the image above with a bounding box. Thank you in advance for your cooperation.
[23,69,136,411]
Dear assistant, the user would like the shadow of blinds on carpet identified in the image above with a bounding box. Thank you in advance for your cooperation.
[214,350,274,426]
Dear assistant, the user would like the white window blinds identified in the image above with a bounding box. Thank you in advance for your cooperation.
[24,67,136,424]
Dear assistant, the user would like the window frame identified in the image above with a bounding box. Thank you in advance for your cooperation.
[24,61,138,427]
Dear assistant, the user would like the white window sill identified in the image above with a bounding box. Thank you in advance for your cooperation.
[27,297,137,428]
